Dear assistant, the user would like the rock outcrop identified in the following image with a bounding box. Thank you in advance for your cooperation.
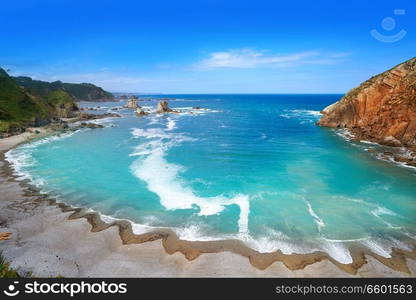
[135,108,148,116]
[0,68,79,135]
[47,90,79,118]
[317,57,416,147]
[156,101,172,113]
[124,98,139,109]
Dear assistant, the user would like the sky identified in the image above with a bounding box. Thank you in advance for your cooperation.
[0,0,415,93]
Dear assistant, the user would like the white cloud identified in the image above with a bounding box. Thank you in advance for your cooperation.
[195,48,351,70]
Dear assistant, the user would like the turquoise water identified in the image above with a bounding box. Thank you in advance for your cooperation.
[6,95,416,263]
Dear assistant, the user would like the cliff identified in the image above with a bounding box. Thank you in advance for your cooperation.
[0,68,78,135]
[317,57,416,147]
[12,76,114,102]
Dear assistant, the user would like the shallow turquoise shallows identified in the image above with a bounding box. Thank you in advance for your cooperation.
[6,95,416,263]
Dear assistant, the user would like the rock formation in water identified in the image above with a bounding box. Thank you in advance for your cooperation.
[317,57,416,148]
[124,98,139,109]
[156,100,173,113]
[135,107,148,116]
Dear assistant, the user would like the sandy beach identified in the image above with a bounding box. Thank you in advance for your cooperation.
[0,127,414,277]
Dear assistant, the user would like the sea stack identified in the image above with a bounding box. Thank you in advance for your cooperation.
[317,57,416,148]
[124,98,139,109]
[156,100,172,113]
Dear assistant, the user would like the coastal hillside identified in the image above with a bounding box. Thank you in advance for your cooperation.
[317,57,416,147]
[0,68,78,135]
[12,76,114,102]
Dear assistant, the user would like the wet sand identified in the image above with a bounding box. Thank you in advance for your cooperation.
[0,130,415,277]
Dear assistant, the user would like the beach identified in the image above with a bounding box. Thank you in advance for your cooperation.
[0,126,415,277]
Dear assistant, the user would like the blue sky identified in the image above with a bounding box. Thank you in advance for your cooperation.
[1,0,414,93]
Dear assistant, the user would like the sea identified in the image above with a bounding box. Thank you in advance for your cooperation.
[6,94,416,264]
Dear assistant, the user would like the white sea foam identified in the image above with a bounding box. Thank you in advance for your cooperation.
[259,132,267,139]
[318,239,353,264]
[371,207,401,229]
[243,235,312,255]
[375,152,416,171]
[335,128,356,140]
[241,228,354,264]
[371,206,397,217]
[84,207,415,264]
[148,114,163,125]
[129,122,250,234]
[360,140,379,145]
[131,128,167,139]
[87,117,118,127]
[130,151,250,233]
[335,130,416,171]
[166,118,176,131]
[304,200,325,231]
[357,235,415,258]
[5,131,78,183]
[174,224,224,241]
[173,107,222,115]
[279,109,322,124]
[361,239,393,258]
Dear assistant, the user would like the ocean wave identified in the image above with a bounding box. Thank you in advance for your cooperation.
[304,199,325,232]
[130,147,250,232]
[371,207,402,230]
[173,107,222,115]
[5,131,78,183]
[240,227,354,264]
[87,117,118,127]
[129,119,250,234]
[166,118,176,131]
[279,109,322,124]
[334,129,416,171]
[334,128,356,140]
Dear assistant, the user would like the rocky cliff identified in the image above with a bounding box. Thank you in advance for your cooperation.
[0,68,79,135]
[317,57,416,148]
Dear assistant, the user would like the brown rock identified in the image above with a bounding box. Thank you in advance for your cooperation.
[135,108,149,116]
[317,57,416,147]
[156,101,172,113]
[124,98,140,109]
[380,136,402,147]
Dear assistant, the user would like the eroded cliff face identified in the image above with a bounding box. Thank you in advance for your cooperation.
[317,57,416,147]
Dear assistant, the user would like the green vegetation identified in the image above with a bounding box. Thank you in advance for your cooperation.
[47,89,75,106]
[0,68,51,132]
[13,76,114,101]
[0,252,21,278]
[0,68,78,133]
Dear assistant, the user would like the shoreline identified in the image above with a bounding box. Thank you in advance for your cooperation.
[0,124,415,277]
[333,128,416,170]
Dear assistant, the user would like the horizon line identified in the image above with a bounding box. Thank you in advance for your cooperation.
[111,92,346,95]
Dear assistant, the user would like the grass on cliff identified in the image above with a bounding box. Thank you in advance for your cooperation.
[0,252,21,278]
[12,75,114,101]
[0,68,77,133]
[0,68,51,132]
